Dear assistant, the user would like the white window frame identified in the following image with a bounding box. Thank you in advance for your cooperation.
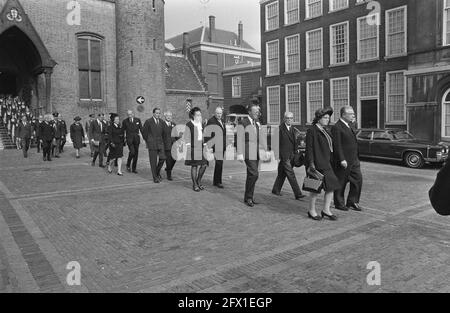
[444,0,450,46]
[265,1,280,32]
[266,39,280,76]
[306,28,323,70]
[284,0,300,25]
[442,89,450,138]
[305,0,323,19]
[329,21,349,66]
[385,70,407,125]
[357,14,379,62]
[330,77,350,123]
[285,34,301,73]
[306,80,324,124]
[267,85,281,125]
[385,5,408,58]
[232,76,242,98]
[357,72,380,129]
[285,83,301,125]
[329,0,349,13]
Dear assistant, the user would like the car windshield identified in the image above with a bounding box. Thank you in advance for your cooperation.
[393,131,415,140]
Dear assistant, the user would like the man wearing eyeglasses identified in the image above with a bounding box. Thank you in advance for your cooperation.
[272,112,305,200]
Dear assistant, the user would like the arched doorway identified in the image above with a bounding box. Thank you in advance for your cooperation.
[0,0,56,113]
[442,88,450,140]
[0,71,17,95]
[0,26,44,110]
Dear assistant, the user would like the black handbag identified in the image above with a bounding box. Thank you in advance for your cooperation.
[302,167,324,194]
[293,149,304,168]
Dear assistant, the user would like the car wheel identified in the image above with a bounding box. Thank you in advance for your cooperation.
[404,152,424,169]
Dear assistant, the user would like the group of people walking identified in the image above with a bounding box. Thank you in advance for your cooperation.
[0,95,34,149]
[9,102,363,221]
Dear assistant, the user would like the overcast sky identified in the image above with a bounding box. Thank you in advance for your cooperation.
[165,0,262,51]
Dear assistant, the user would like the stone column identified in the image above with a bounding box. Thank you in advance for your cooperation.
[43,68,52,113]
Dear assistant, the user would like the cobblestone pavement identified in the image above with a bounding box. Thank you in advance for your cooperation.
[0,146,448,293]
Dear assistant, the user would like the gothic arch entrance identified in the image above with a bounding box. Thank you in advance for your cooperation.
[0,0,56,113]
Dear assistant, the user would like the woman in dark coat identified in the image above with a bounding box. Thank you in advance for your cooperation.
[70,117,85,158]
[107,114,125,176]
[184,107,209,192]
[305,107,340,221]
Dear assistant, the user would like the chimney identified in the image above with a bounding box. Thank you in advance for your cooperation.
[209,15,216,42]
[238,21,243,46]
[182,32,189,56]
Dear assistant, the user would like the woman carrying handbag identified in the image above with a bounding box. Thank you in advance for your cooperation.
[304,107,340,221]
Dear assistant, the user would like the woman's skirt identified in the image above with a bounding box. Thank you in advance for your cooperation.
[318,168,340,192]
[108,143,124,159]
[184,146,208,167]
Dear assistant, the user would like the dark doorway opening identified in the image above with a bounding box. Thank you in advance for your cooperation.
[0,71,17,95]
[361,99,378,129]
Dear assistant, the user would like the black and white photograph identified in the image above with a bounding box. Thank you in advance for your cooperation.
[0,0,449,300]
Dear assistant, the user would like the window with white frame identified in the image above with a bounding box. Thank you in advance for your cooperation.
[266,1,279,31]
[285,34,300,72]
[232,76,241,98]
[266,40,280,76]
[330,77,349,123]
[307,81,323,123]
[386,6,407,57]
[306,0,322,19]
[285,0,299,25]
[359,73,378,98]
[286,83,301,124]
[330,22,349,65]
[444,0,450,45]
[306,28,323,69]
[386,71,406,123]
[329,0,348,12]
[267,86,281,124]
[357,15,379,61]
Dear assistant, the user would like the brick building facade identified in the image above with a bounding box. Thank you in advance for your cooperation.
[222,62,262,115]
[166,16,261,110]
[260,0,409,129]
[0,0,166,123]
[406,0,450,143]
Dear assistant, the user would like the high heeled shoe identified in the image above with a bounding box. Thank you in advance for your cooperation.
[321,211,338,221]
[308,212,322,221]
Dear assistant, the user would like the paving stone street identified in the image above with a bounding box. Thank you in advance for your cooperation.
[0,146,449,293]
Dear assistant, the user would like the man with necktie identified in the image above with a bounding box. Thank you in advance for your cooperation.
[332,106,363,212]
[122,110,142,174]
[17,115,33,158]
[237,104,270,207]
[205,107,227,188]
[89,113,107,168]
[272,112,305,200]
[162,111,178,181]
[39,114,55,162]
[86,114,95,157]
[142,108,166,183]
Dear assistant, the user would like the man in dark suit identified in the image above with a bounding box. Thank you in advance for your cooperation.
[34,115,43,153]
[86,114,95,157]
[143,108,166,183]
[162,111,177,181]
[58,114,68,153]
[123,110,142,174]
[429,161,450,216]
[332,106,363,212]
[206,107,227,188]
[17,115,33,158]
[39,114,55,161]
[272,112,305,200]
[89,113,107,168]
[237,104,270,207]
